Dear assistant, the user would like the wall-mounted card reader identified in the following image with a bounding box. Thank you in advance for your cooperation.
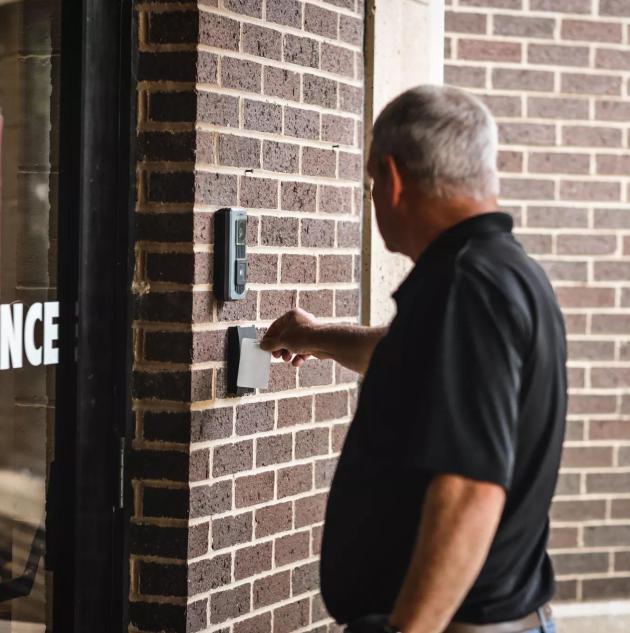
[214,207,248,301]
[227,326,271,396]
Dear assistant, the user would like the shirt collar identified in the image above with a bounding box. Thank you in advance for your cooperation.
[392,211,514,306]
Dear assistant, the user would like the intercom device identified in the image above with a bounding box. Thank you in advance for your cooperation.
[214,207,248,301]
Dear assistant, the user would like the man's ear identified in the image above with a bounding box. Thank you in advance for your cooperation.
[383,155,403,208]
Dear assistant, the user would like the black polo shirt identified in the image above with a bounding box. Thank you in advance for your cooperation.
[320,212,567,625]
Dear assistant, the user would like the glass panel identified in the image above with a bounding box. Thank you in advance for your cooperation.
[0,0,61,630]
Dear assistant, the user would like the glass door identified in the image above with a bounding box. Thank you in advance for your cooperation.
[0,1,61,630]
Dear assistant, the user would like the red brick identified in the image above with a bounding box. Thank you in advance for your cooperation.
[498,150,523,172]
[235,614,272,633]
[445,11,487,34]
[494,15,554,38]
[235,472,275,508]
[549,527,578,549]
[592,367,630,389]
[322,43,355,78]
[255,501,293,537]
[277,464,313,498]
[273,598,309,633]
[281,255,317,284]
[553,552,609,576]
[527,97,589,120]
[557,234,617,255]
[596,100,630,121]
[460,0,522,8]
[568,340,614,360]
[594,261,630,281]
[596,154,630,175]
[235,542,273,580]
[593,314,630,334]
[529,152,589,175]
[560,180,620,202]
[275,531,311,566]
[212,512,253,549]
[527,206,588,227]
[556,287,615,309]
[295,492,328,528]
[590,420,630,440]
[210,584,251,624]
[304,74,337,109]
[295,427,330,459]
[586,472,630,493]
[540,260,587,282]
[563,125,622,147]
[304,3,338,38]
[492,68,554,91]
[261,216,299,246]
[264,67,300,101]
[530,0,590,11]
[243,23,282,60]
[561,72,621,96]
[256,433,293,467]
[445,64,487,88]
[601,0,630,16]
[501,179,555,200]
[562,19,622,43]
[480,94,521,117]
[221,57,262,92]
[459,39,521,62]
[551,499,606,521]
[253,571,291,608]
[319,255,353,282]
[562,446,613,468]
[528,43,589,67]
[278,396,313,427]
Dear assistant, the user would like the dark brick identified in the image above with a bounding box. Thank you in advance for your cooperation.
[138,561,187,597]
[315,456,338,488]
[129,601,207,633]
[322,43,354,77]
[255,501,293,537]
[340,14,363,45]
[195,172,238,206]
[224,0,262,17]
[304,74,337,109]
[261,216,299,247]
[301,218,335,248]
[600,0,630,16]
[561,72,621,96]
[236,401,275,435]
[274,599,309,633]
[188,554,232,594]
[320,185,352,213]
[492,68,554,92]
[198,92,239,126]
[133,368,213,402]
[138,131,196,162]
[299,359,333,387]
[254,571,291,608]
[278,396,313,427]
[304,4,338,38]
[143,485,188,519]
[260,290,297,319]
[191,480,232,518]
[235,542,273,581]
[322,114,355,145]
[282,181,317,212]
[148,91,196,123]
[284,34,320,68]
[264,67,300,101]
[212,440,254,476]
[275,531,310,566]
[445,64,487,88]
[235,614,272,633]
[295,427,330,459]
[267,0,302,28]
[248,254,278,284]
[199,12,240,50]
[256,433,293,466]
[189,448,210,482]
[244,99,282,133]
[281,255,317,284]
[210,584,252,624]
[263,141,299,173]
[138,51,198,82]
[295,492,327,528]
[221,57,261,92]
[242,24,282,60]
[303,147,336,177]
[147,11,198,44]
[240,177,278,209]
[212,512,253,549]
[236,472,275,508]
[285,107,320,140]
[217,134,261,168]
[339,83,362,113]
[299,290,334,317]
[217,290,257,321]
[267,363,298,392]
[131,523,189,559]
[292,561,319,595]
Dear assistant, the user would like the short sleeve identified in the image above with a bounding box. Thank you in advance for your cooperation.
[406,266,526,489]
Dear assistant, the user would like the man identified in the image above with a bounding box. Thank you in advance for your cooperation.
[261,86,566,633]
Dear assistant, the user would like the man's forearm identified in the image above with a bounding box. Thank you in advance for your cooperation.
[309,324,387,375]
[389,475,506,633]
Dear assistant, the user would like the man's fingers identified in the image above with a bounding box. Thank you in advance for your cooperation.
[281,349,292,362]
[271,350,283,359]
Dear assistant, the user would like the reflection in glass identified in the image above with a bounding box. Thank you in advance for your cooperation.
[0,0,60,630]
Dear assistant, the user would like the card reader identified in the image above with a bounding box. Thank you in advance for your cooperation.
[214,207,248,301]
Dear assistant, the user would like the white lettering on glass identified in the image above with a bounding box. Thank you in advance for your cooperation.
[43,302,59,366]
[0,301,59,370]
[24,302,43,366]
[0,303,24,369]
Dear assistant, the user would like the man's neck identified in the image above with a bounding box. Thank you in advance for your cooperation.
[406,195,499,262]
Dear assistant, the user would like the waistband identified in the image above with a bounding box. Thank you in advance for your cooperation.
[444,604,553,633]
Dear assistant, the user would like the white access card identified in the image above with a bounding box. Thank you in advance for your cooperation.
[237,338,272,389]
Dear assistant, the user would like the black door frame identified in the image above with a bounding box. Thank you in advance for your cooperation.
[52,0,134,630]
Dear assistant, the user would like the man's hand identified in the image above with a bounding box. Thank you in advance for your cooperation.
[260,308,320,368]
[388,475,506,633]
[261,309,388,375]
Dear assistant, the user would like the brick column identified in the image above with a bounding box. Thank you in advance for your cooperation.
[129,2,365,631]
[445,0,630,606]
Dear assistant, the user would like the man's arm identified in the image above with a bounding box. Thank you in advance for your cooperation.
[388,475,506,633]
[260,308,387,375]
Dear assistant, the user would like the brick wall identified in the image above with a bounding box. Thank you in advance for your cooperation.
[129,1,364,631]
[445,0,630,603]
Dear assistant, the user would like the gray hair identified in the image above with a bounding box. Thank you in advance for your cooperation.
[371,85,499,200]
